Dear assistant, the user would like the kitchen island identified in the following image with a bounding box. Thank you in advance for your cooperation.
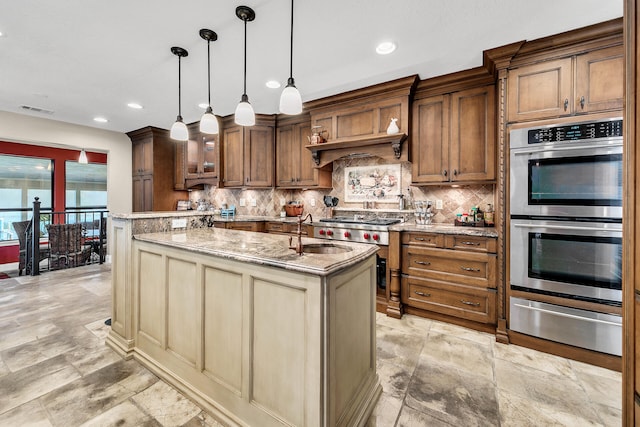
[106,213,381,427]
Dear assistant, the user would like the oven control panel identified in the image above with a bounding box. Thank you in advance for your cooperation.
[527,119,622,144]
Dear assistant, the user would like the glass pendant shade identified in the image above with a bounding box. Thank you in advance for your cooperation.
[78,149,88,164]
[234,94,255,126]
[200,107,219,134]
[170,116,189,141]
[279,78,302,115]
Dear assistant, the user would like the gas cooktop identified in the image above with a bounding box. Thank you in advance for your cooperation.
[319,217,401,226]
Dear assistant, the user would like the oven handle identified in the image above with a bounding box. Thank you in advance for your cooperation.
[513,302,621,327]
[512,143,621,155]
[513,223,619,233]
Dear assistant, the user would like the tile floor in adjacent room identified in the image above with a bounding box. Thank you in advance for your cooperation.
[0,264,622,426]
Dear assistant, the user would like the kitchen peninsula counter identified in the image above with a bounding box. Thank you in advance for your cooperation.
[107,215,381,427]
[390,220,499,238]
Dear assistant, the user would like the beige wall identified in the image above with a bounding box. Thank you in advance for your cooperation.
[0,111,132,215]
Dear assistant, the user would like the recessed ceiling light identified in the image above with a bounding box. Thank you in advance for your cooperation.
[198,103,209,109]
[376,41,396,55]
[0,31,5,38]
[93,117,108,123]
[266,80,281,89]
[127,102,143,109]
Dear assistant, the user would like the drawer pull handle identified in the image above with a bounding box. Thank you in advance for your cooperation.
[461,241,480,246]
[415,291,431,297]
[415,260,431,266]
[414,237,426,241]
[461,300,480,307]
[460,266,480,272]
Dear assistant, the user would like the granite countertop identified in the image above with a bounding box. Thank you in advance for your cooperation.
[133,228,378,277]
[111,211,309,224]
[390,220,499,238]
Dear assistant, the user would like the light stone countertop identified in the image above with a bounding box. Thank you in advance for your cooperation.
[111,211,310,224]
[389,221,499,238]
[133,228,378,277]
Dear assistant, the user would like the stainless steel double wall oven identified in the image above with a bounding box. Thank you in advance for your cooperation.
[509,118,623,356]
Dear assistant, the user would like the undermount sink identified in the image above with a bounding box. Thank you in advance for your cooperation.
[303,243,353,254]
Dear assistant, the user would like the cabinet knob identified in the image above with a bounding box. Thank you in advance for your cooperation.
[443,169,448,177]
[564,98,569,111]
[579,96,585,109]
[453,169,458,176]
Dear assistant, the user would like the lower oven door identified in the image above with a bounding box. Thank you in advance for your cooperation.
[510,218,622,303]
[510,297,622,356]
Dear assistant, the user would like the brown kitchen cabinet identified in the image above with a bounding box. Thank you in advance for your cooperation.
[507,44,623,122]
[264,221,309,235]
[276,115,332,189]
[221,115,275,188]
[412,85,496,184]
[128,126,188,212]
[398,231,498,326]
[175,122,220,189]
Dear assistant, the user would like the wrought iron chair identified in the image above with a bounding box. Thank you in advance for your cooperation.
[11,220,50,275]
[46,223,92,270]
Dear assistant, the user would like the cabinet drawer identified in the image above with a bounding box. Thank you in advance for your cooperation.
[444,235,496,253]
[226,222,263,232]
[401,276,496,324]
[401,232,444,248]
[401,246,496,288]
[265,222,288,233]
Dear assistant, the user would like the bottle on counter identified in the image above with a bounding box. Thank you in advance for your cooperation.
[485,204,494,226]
[398,194,405,210]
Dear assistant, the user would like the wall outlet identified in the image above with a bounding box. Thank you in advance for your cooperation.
[251,198,257,207]
[239,198,246,207]
[435,199,443,210]
[171,218,187,229]
[310,198,316,207]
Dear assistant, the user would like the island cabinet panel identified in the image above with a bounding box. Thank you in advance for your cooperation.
[252,279,307,426]
[203,267,243,394]
[167,257,198,367]
[137,250,164,346]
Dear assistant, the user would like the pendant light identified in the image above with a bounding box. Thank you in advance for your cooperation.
[234,6,256,126]
[279,0,302,115]
[199,29,219,134]
[170,46,189,141]
[78,149,88,164]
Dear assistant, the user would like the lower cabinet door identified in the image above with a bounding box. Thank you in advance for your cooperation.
[401,276,496,324]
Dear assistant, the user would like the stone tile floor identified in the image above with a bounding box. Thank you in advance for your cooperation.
[0,264,621,426]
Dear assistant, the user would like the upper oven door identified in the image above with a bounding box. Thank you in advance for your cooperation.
[510,218,622,303]
[510,142,623,219]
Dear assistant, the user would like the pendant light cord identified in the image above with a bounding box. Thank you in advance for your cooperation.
[243,19,247,96]
[178,55,182,117]
[289,0,294,79]
[207,41,211,106]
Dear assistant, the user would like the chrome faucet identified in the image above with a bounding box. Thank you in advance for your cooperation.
[289,213,313,255]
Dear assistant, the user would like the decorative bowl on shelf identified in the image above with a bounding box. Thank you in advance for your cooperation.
[284,203,304,217]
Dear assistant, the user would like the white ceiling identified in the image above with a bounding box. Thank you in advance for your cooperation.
[0,0,623,134]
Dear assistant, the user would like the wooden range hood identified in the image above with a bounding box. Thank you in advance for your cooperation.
[304,75,418,168]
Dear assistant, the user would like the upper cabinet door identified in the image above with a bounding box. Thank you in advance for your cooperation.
[296,122,320,187]
[507,57,573,122]
[222,126,244,187]
[132,139,153,175]
[575,45,624,114]
[411,95,450,183]
[245,125,274,187]
[276,124,296,187]
[450,85,496,182]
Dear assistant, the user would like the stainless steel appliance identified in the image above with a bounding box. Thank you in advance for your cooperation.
[509,118,623,356]
[510,118,622,219]
[314,216,401,294]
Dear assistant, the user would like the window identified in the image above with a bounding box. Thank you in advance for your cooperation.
[0,155,53,241]
[65,161,107,209]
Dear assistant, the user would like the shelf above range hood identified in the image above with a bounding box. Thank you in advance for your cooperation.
[305,133,408,168]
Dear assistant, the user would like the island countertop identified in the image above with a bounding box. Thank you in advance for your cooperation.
[133,227,378,276]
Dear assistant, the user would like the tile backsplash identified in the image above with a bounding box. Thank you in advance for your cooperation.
[190,157,494,224]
